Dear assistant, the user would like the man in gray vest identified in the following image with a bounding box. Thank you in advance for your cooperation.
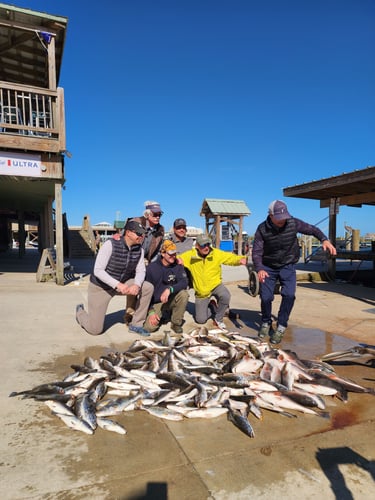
[76,219,153,336]
[252,200,336,344]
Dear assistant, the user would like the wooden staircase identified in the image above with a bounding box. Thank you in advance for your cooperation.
[68,228,96,258]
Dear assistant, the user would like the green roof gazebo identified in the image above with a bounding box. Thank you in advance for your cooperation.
[200,198,251,254]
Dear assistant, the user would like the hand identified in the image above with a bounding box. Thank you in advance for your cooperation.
[115,282,128,295]
[258,270,269,283]
[239,257,248,265]
[148,311,160,326]
[160,288,171,304]
[126,284,140,296]
[322,240,337,256]
[112,233,121,241]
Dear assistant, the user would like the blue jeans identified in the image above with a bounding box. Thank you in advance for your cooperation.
[259,263,296,328]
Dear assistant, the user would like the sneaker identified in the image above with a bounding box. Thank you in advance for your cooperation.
[171,323,183,334]
[270,325,286,344]
[75,304,84,325]
[258,322,271,339]
[213,319,227,331]
[129,325,151,337]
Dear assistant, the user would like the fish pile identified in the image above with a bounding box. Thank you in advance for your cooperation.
[9,329,375,438]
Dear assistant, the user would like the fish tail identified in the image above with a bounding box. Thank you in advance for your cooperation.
[9,391,20,397]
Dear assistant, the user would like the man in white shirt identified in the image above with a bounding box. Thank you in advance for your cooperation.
[76,219,153,336]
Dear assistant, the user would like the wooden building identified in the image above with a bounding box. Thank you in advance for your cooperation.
[200,198,251,254]
[0,3,68,284]
[284,165,375,276]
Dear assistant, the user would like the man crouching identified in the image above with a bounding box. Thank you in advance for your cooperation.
[144,240,189,334]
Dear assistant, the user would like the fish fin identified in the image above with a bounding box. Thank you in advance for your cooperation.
[279,410,298,418]
[317,411,330,419]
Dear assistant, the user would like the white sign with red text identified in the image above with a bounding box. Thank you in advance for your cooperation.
[0,152,42,177]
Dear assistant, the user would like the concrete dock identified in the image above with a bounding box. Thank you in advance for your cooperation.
[1,249,374,499]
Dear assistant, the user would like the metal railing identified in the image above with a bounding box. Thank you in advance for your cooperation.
[0,83,59,139]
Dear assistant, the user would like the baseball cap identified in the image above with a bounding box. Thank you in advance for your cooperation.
[145,202,162,213]
[161,239,177,255]
[173,218,187,228]
[268,200,291,221]
[196,234,212,246]
[125,219,146,235]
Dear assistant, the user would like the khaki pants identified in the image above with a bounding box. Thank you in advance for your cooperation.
[77,279,154,335]
[124,294,137,324]
[143,289,189,333]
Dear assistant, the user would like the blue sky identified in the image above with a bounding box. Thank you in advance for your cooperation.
[20,0,374,237]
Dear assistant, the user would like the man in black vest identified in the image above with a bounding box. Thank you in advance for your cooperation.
[76,219,153,336]
[252,200,336,344]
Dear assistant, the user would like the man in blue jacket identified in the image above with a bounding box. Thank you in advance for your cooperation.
[144,240,189,334]
[252,200,336,344]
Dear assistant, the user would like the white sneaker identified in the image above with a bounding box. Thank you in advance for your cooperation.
[214,319,227,331]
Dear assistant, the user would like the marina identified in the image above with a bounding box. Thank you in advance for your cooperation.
[1,250,374,499]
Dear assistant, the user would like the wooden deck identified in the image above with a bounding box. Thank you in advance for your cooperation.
[336,250,375,261]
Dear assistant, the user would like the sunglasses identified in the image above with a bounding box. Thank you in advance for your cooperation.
[151,212,163,217]
[175,225,186,230]
[199,243,211,248]
[132,230,144,237]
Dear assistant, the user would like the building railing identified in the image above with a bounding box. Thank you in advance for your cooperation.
[0,81,65,153]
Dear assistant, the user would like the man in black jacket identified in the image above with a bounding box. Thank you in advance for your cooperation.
[144,239,189,334]
[252,200,336,344]
[123,200,165,324]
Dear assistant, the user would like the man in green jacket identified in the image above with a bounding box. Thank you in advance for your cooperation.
[179,234,247,331]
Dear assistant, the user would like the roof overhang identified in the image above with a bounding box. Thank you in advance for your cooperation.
[0,2,68,88]
[283,166,375,208]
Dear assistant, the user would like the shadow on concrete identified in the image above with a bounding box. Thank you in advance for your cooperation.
[0,247,40,273]
[127,482,168,500]
[0,248,95,277]
[297,281,375,309]
[103,309,126,331]
[316,446,375,500]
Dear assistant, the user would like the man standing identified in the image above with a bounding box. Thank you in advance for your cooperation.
[144,240,189,334]
[252,200,336,344]
[123,200,165,323]
[179,234,247,331]
[170,218,194,254]
[76,219,153,336]
[139,200,165,263]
